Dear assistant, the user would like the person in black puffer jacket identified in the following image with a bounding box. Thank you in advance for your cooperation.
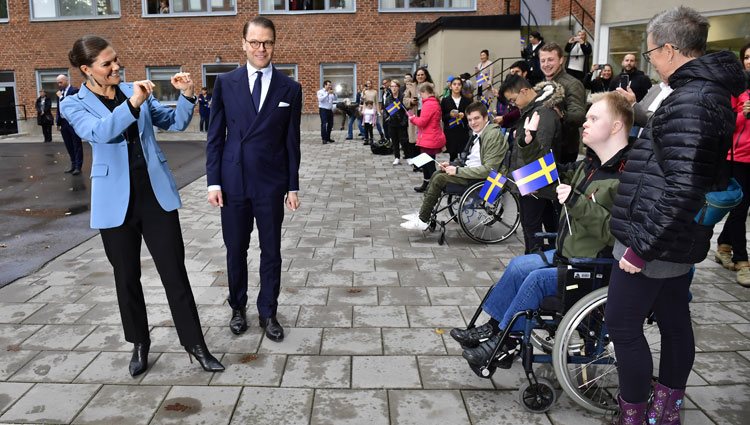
[604,7,746,425]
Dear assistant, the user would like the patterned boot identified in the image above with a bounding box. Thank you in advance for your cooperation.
[646,382,685,425]
[613,395,648,425]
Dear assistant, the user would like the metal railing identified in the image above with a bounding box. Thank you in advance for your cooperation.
[519,0,540,45]
[568,0,595,41]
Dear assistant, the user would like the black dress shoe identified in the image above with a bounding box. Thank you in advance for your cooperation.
[64,166,75,173]
[322,140,329,144]
[129,342,150,377]
[259,316,284,342]
[185,344,225,372]
[71,168,81,176]
[229,308,247,335]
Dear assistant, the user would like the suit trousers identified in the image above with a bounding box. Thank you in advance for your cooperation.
[319,108,334,141]
[221,192,285,319]
[99,168,205,347]
[60,122,83,169]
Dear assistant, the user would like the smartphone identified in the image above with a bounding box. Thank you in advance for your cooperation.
[619,74,630,89]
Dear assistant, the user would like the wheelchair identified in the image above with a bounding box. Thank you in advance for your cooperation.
[427,180,521,245]
[459,253,663,414]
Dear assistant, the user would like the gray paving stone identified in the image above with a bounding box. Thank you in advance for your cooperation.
[0,383,100,424]
[21,324,96,350]
[288,258,333,272]
[152,385,241,425]
[258,328,322,355]
[75,287,118,304]
[383,328,447,355]
[278,287,329,305]
[722,301,750,321]
[459,257,504,272]
[692,352,750,384]
[388,390,470,425]
[546,393,613,425]
[231,387,313,425]
[281,355,350,388]
[0,284,47,303]
[72,384,169,425]
[313,247,354,259]
[9,350,98,383]
[392,247,435,259]
[0,382,33,415]
[353,247,394,259]
[397,270,447,286]
[0,350,38,380]
[21,303,94,325]
[327,287,378,305]
[203,326,263,354]
[378,287,430,306]
[321,328,382,355]
[297,306,352,327]
[307,271,353,287]
[210,354,285,386]
[374,258,419,271]
[691,302,747,324]
[311,389,389,425]
[140,352,216,385]
[353,271,400,286]
[715,283,750,301]
[687,384,750,425]
[443,270,494,287]
[148,326,188,353]
[0,302,45,324]
[352,356,421,389]
[689,284,740,302]
[462,390,553,424]
[406,306,466,328]
[416,257,462,271]
[27,285,94,303]
[693,324,750,351]
[427,287,482,306]
[74,351,148,384]
[74,303,122,325]
[418,356,495,389]
[0,324,43,349]
[332,258,375,272]
[353,306,409,327]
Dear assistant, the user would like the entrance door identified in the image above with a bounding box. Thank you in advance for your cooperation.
[0,72,18,135]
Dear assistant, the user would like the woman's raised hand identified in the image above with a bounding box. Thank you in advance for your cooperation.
[171,72,194,97]
[130,80,155,108]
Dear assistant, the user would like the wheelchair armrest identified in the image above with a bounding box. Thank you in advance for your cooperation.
[565,257,618,267]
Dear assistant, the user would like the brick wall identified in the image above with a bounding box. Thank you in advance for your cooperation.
[1,0,505,118]
[551,0,596,32]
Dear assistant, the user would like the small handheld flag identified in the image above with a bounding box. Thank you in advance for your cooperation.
[448,116,462,128]
[478,170,507,203]
[476,73,489,87]
[511,152,559,196]
[386,100,402,116]
[479,95,491,108]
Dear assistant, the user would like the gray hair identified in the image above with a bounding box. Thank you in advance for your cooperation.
[418,82,435,95]
[646,6,709,58]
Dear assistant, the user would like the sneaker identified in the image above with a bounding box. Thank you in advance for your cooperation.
[400,219,429,231]
[737,262,750,287]
[401,213,419,221]
[462,333,516,368]
[450,322,496,348]
[392,158,400,165]
[715,244,735,270]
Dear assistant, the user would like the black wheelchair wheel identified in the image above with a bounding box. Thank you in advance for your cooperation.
[457,183,521,244]
[517,378,556,413]
[446,194,458,223]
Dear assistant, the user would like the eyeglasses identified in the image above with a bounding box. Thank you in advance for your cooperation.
[244,39,275,49]
[642,44,678,64]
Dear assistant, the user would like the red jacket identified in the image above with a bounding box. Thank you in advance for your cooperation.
[729,91,750,163]
[409,96,446,150]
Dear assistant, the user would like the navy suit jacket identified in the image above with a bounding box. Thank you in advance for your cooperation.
[206,65,302,199]
[57,85,79,127]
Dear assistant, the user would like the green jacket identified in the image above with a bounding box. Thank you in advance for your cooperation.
[552,70,586,157]
[556,145,629,259]
[455,123,509,180]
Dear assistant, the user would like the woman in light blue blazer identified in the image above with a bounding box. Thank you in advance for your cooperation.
[61,35,223,377]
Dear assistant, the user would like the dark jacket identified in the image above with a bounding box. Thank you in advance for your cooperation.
[384,91,408,128]
[564,41,593,76]
[610,51,745,264]
[56,85,79,127]
[440,95,472,155]
[36,95,53,126]
[551,70,587,159]
[583,74,613,94]
[522,41,545,85]
[609,68,652,102]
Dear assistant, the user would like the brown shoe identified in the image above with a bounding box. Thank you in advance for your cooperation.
[714,244,735,270]
[736,262,750,287]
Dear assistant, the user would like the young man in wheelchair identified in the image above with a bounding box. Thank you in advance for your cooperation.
[400,101,508,230]
[451,92,632,369]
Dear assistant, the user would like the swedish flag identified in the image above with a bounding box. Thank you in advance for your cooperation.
[479,95,491,108]
[511,152,559,196]
[479,170,507,203]
[386,100,401,116]
[477,73,489,87]
[448,116,462,128]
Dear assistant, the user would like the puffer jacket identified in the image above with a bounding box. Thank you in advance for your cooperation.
[409,96,446,150]
[610,51,745,264]
[729,90,750,163]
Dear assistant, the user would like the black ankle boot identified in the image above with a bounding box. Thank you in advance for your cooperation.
[129,342,150,377]
[414,181,429,193]
[185,344,225,372]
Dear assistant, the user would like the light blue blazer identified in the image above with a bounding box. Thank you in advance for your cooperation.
[59,83,195,229]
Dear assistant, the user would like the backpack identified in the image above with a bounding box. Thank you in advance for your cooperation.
[370,138,392,155]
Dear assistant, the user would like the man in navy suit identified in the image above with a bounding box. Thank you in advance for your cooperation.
[56,74,84,175]
[206,16,302,341]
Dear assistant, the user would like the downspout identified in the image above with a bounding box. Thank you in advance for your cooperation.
[593,0,602,64]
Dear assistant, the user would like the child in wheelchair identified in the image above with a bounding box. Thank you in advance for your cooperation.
[451,92,633,371]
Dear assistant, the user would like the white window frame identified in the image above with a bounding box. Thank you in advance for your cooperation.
[201,63,240,91]
[378,62,417,87]
[379,0,475,13]
[142,0,237,17]
[29,0,120,21]
[320,63,357,102]
[146,66,182,105]
[0,0,9,23]
[35,69,69,109]
[275,64,298,81]
[259,0,355,15]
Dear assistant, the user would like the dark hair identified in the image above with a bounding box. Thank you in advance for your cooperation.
[465,101,488,118]
[365,100,374,105]
[413,67,434,84]
[530,31,543,41]
[499,74,532,99]
[509,60,529,73]
[69,35,111,77]
[740,42,750,68]
[459,72,471,80]
[243,16,276,40]
[323,80,332,86]
[480,49,489,57]
[540,42,564,58]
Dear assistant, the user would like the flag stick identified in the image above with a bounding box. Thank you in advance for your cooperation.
[549,149,573,236]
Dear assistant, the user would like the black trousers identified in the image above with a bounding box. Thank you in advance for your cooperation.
[519,195,557,254]
[41,124,52,142]
[389,125,409,159]
[717,161,750,262]
[99,168,205,347]
[319,108,334,141]
[60,122,83,169]
[199,115,210,132]
[605,267,694,403]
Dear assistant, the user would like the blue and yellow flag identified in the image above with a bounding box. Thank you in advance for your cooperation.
[448,116,462,128]
[386,100,401,116]
[479,170,507,203]
[479,95,491,108]
[476,73,489,87]
[511,152,559,196]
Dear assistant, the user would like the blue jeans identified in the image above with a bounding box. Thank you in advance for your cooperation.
[347,115,364,139]
[482,250,557,332]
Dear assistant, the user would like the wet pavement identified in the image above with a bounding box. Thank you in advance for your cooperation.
[0,131,748,424]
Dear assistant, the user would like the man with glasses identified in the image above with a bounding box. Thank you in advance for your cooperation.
[608,53,652,102]
[206,16,302,342]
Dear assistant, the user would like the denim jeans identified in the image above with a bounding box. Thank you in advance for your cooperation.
[482,250,557,332]
[347,115,365,139]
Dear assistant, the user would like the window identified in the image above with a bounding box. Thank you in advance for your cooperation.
[144,0,236,16]
[146,67,181,104]
[379,62,416,87]
[36,70,69,108]
[202,63,239,92]
[1,0,8,22]
[31,0,120,20]
[260,0,354,14]
[380,0,473,12]
[275,64,298,81]
[321,63,355,101]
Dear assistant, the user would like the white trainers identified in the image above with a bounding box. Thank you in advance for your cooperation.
[400,219,429,231]
[392,158,400,165]
[401,213,419,221]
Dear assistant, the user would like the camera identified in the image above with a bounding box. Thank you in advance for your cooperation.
[619,74,630,89]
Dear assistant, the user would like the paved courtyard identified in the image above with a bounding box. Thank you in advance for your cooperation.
[1,131,749,424]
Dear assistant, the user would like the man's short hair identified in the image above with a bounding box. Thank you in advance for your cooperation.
[465,101,488,118]
[243,16,276,40]
[509,60,530,73]
[590,92,634,134]
[323,80,331,86]
[540,42,564,58]
[647,6,709,58]
[499,74,533,99]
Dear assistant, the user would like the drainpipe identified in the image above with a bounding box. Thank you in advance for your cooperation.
[593,0,602,64]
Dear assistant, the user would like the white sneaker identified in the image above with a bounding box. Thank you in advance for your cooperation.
[392,158,400,165]
[401,213,419,221]
[400,219,429,231]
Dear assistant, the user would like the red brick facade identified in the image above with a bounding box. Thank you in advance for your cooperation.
[551,0,595,31]
[2,0,508,117]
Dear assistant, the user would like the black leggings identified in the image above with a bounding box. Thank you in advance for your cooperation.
[605,267,694,403]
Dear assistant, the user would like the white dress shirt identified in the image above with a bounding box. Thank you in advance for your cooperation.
[317,88,336,110]
[465,121,490,169]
